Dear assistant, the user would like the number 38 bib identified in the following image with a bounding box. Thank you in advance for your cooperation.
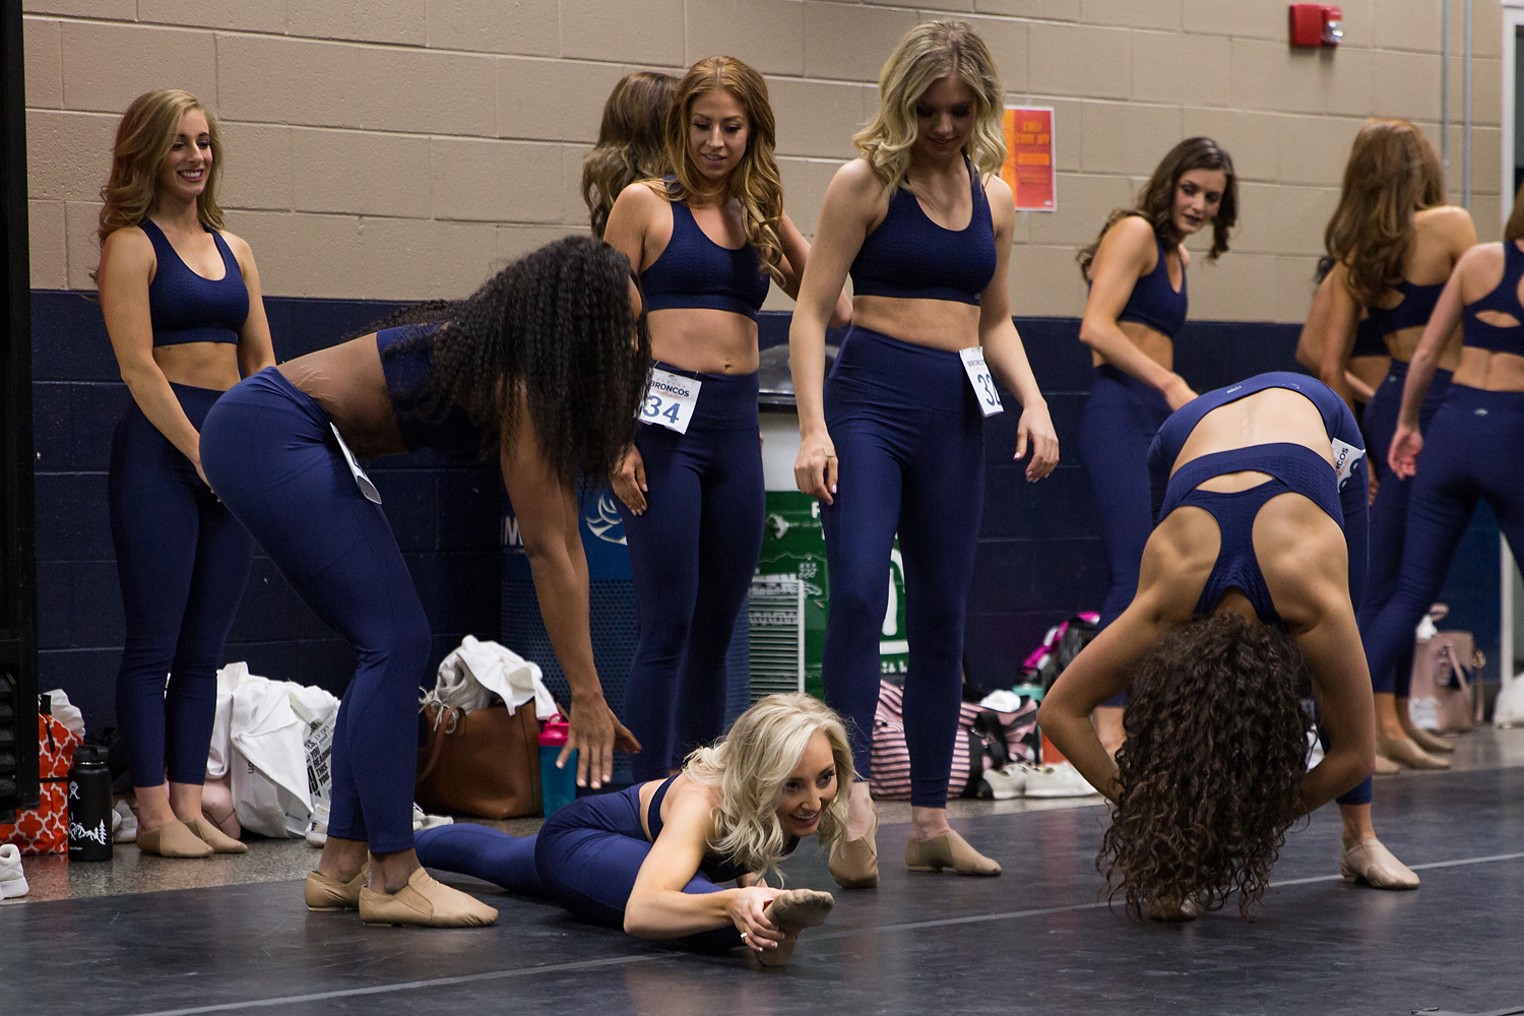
[959,346,1004,417]
[640,368,702,434]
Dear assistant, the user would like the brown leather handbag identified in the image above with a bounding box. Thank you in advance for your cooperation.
[415,703,543,819]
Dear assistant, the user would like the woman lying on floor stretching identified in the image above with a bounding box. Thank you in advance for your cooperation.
[1040,371,1415,920]
[416,694,846,965]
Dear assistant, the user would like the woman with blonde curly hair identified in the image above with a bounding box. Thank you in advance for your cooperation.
[581,70,677,238]
[96,88,275,858]
[1041,372,1417,920]
[789,19,1058,888]
[414,694,850,963]
[1312,119,1475,771]
[605,56,849,781]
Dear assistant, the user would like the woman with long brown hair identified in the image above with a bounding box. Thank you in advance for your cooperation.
[604,56,848,781]
[96,88,275,858]
[582,70,677,238]
[1313,119,1476,770]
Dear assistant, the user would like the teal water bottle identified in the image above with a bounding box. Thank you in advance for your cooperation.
[538,716,577,818]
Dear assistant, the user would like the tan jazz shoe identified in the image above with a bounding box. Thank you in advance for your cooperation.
[185,815,248,854]
[358,867,499,927]
[1377,733,1450,771]
[757,889,835,968]
[1340,837,1420,890]
[137,819,213,859]
[1406,726,1455,755]
[905,829,1001,877]
[305,864,368,912]
[827,805,879,890]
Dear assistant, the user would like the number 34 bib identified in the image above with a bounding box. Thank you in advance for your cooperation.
[640,368,702,434]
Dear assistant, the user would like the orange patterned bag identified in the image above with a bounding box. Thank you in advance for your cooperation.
[0,713,83,854]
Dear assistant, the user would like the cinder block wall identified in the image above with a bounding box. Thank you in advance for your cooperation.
[21,0,1509,724]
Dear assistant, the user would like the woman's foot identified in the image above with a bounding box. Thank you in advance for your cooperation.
[756,889,834,968]
[1404,725,1455,755]
[305,864,368,911]
[358,867,498,927]
[137,819,213,858]
[905,829,1000,877]
[184,815,248,854]
[1340,837,1420,890]
[828,788,878,889]
[1376,733,1450,771]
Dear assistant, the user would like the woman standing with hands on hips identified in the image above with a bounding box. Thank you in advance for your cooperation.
[96,89,276,858]
[790,20,1059,888]
[604,56,849,781]
[1075,137,1237,751]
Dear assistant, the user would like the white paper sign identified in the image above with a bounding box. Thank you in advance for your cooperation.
[959,346,1004,417]
[640,368,702,434]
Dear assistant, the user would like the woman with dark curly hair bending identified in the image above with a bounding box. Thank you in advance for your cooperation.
[200,236,648,927]
[1039,371,1416,920]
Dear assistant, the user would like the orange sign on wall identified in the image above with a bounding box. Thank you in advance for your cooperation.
[1001,107,1055,212]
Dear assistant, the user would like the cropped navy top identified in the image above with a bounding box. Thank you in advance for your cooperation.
[141,219,248,346]
[376,323,481,459]
[647,776,798,884]
[640,200,770,320]
[1462,241,1524,357]
[850,159,996,306]
[1350,314,1388,358]
[1161,443,1343,625]
[1366,280,1444,338]
[1113,234,1187,339]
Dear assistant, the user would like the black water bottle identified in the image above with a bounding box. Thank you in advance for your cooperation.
[68,745,113,862]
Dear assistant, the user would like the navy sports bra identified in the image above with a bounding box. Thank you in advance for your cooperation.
[1350,314,1388,358]
[1113,233,1187,339]
[376,323,482,459]
[850,158,996,306]
[141,219,249,346]
[647,776,798,884]
[1366,279,1444,339]
[640,200,770,320]
[1462,241,1524,357]
[1160,442,1342,625]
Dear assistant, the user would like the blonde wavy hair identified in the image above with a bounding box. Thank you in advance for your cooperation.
[97,89,224,251]
[660,55,786,284]
[581,71,677,238]
[1323,118,1446,306]
[854,19,1007,198]
[684,694,855,885]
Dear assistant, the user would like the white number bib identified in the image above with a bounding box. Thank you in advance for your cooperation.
[640,368,701,434]
[331,424,383,504]
[959,347,1004,417]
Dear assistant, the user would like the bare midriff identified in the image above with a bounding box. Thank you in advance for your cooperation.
[647,308,759,374]
[852,294,980,352]
[1454,347,1524,391]
[1090,318,1174,371]
[152,342,243,391]
[277,333,409,458]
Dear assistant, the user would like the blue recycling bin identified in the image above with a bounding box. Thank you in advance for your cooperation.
[501,486,750,785]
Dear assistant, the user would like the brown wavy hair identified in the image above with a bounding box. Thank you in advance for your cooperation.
[1078,137,1237,280]
[1322,118,1446,305]
[96,89,224,251]
[854,19,1007,198]
[661,55,786,284]
[581,71,677,238]
[1100,612,1310,920]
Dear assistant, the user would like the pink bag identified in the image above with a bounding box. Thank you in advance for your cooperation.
[1410,632,1485,734]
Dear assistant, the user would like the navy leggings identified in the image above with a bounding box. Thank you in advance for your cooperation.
[619,367,763,780]
[110,384,255,787]
[820,327,985,808]
[1078,365,1173,632]
[199,368,430,854]
[1361,384,1524,693]
[1358,361,1452,695]
[414,785,741,951]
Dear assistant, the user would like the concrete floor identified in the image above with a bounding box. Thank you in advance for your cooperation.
[4,726,1523,1016]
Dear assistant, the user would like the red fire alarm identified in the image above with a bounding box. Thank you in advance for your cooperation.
[1289,4,1343,47]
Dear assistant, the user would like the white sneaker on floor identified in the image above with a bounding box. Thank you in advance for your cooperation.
[0,844,30,900]
[979,765,1026,800]
[305,801,329,849]
[111,800,139,843]
[1019,761,1100,798]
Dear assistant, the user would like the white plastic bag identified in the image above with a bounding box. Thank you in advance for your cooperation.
[1494,674,1524,729]
[220,663,340,838]
[428,635,557,719]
